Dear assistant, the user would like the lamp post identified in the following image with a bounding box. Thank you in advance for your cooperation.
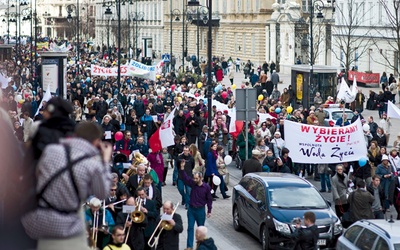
[66,1,80,82]
[188,0,212,127]
[187,6,208,64]
[132,11,144,60]
[171,8,181,71]
[309,0,324,98]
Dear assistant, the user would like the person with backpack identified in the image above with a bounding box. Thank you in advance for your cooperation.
[22,121,113,250]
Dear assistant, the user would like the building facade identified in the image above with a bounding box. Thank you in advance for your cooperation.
[94,0,165,58]
[331,0,400,76]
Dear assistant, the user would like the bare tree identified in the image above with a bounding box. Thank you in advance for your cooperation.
[373,0,400,75]
[332,0,374,75]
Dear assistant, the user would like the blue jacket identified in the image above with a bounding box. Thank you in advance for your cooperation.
[205,151,218,177]
[133,143,149,157]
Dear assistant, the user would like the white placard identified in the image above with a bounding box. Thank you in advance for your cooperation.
[105,131,112,139]
[42,64,58,93]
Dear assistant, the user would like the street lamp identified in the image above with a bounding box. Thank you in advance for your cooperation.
[170,8,181,71]
[66,1,80,82]
[132,11,144,60]
[187,0,213,127]
[187,6,208,64]
[309,0,324,98]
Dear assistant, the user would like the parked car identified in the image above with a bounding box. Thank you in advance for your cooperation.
[336,219,400,250]
[232,172,342,250]
[323,107,354,127]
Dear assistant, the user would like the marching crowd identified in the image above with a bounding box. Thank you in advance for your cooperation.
[1,40,400,250]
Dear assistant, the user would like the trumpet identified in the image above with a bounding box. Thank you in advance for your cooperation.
[148,202,180,248]
[131,197,145,223]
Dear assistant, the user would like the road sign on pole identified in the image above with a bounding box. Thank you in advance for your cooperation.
[162,54,170,62]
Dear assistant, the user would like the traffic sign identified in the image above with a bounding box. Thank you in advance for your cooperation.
[162,54,170,62]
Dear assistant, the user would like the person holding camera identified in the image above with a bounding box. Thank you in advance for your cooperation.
[290,212,319,250]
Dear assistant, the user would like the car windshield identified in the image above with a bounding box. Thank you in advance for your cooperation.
[395,243,400,250]
[268,186,328,209]
[332,111,354,121]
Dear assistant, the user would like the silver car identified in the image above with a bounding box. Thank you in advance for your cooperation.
[336,219,400,250]
[323,107,354,127]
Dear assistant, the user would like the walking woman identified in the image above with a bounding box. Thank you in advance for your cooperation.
[205,143,230,199]
[190,144,205,176]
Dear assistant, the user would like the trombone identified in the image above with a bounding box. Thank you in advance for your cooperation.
[148,202,179,248]
[124,197,146,244]
[91,210,99,249]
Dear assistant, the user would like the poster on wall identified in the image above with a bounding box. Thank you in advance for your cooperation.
[42,58,59,94]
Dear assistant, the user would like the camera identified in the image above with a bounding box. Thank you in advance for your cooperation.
[292,217,302,224]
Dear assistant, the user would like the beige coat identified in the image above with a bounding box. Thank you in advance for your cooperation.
[192,151,205,175]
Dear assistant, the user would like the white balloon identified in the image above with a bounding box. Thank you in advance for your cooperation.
[224,155,233,165]
[15,94,22,102]
[362,124,370,132]
[212,175,221,186]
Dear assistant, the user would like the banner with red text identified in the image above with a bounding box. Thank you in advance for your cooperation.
[284,119,367,163]
[90,64,152,79]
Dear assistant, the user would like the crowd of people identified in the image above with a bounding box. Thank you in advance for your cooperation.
[2,39,400,250]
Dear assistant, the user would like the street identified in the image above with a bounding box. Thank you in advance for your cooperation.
[160,69,400,249]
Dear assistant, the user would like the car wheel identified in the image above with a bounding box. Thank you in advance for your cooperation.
[261,225,269,250]
[233,205,242,231]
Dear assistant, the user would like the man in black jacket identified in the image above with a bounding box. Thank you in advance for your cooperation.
[173,110,186,136]
[242,149,263,176]
[155,201,183,250]
[291,212,319,250]
[367,175,385,219]
[185,110,199,145]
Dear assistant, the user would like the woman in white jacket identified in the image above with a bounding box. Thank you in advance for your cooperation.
[190,144,205,176]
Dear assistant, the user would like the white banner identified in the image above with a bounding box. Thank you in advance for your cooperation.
[284,119,367,163]
[91,64,151,78]
[387,101,400,120]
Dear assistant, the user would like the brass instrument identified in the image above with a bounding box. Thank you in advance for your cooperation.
[100,200,109,233]
[131,197,145,223]
[121,152,149,185]
[91,210,99,249]
[148,202,180,248]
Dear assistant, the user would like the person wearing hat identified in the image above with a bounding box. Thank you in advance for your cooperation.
[376,154,396,209]
[30,97,76,161]
[242,149,263,176]
[393,133,400,150]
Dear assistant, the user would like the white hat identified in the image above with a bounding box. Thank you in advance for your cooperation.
[382,154,389,161]
[252,149,262,156]
[89,197,101,207]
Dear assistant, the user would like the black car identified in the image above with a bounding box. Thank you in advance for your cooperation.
[232,173,343,249]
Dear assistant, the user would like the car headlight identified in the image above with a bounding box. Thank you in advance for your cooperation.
[334,220,343,235]
[273,218,291,234]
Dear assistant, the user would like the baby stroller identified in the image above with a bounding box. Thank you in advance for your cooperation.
[233,146,242,169]
[113,153,128,177]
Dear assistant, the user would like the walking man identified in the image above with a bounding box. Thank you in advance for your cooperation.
[179,161,213,250]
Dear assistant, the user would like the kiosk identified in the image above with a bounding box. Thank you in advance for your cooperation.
[40,52,68,99]
[291,65,338,108]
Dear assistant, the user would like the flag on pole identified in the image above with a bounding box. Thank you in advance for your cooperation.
[148,107,177,152]
[337,77,356,103]
[387,101,400,119]
[34,85,52,116]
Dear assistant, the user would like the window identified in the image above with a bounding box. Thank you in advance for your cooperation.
[268,186,328,208]
[243,33,246,54]
[237,0,242,12]
[343,225,363,243]
[59,6,62,17]
[355,228,378,250]
[251,181,265,203]
[375,237,389,250]
[302,0,310,12]
[251,33,255,55]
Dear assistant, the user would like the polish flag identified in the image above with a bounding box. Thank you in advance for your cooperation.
[149,107,177,152]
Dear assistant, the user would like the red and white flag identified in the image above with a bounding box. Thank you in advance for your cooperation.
[149,107,177,152]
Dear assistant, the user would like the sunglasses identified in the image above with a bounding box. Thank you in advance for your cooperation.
[110,189,117,191]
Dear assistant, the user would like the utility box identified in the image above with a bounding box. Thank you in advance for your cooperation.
[40,52,68,99]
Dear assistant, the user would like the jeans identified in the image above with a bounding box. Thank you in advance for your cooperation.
[373,210,384,219]
[320,173,331,191]
[172,162,178,183]
[177,179,191,206]
[187,206,206,248]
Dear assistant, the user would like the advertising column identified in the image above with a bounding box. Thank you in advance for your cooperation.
[40,52,68,99]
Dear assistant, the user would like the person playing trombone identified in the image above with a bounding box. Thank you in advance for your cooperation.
[154,201,183,250]
[116,197,147,250]
[137,187,158,250]
[85,197,115,249]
